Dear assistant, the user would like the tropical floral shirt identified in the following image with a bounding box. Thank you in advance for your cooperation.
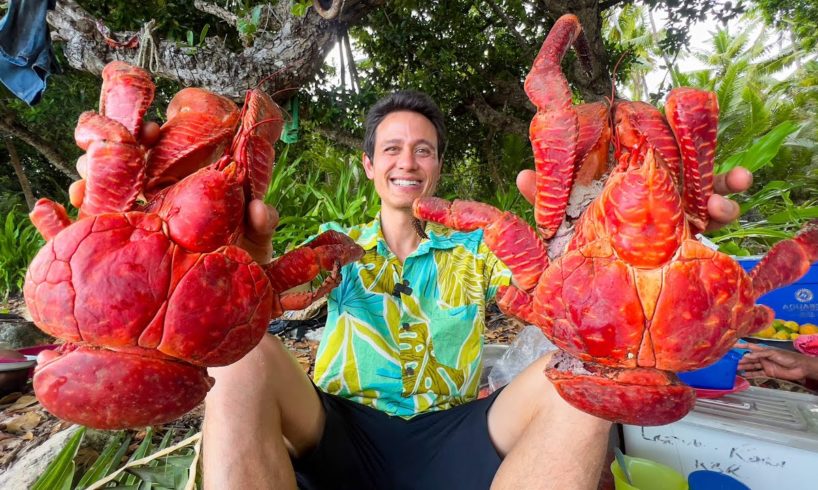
[312,217,511,418]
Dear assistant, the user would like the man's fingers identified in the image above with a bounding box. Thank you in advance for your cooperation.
[247,199,279,238]
[76,155,88,179]
[516,169,536,206]
[713,166,752,195]
[140,121,161,147]
[704,194,740,231]
[69,180,85,209]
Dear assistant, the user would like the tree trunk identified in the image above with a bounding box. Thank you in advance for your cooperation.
[4,139,37,210]
[48,0,384,101]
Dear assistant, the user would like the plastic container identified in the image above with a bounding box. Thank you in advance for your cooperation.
[687,470,750,490]
[678,349,744,390]
[736,256,818,323]
[611,455,688,490]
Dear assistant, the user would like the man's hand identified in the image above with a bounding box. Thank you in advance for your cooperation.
[237,199,278,265]
[737,342,818,384]
[515,166,753,231]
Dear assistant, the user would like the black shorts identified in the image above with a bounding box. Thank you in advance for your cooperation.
[292,387,506,490]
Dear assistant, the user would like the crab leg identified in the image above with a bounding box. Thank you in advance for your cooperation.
[29,199,72,241]
[231,90,284,200]
[750,219,818,298]
[613,101,681,185]
[665,88,719,233]
[263,230,364,310]
[525,14,585,239]
[99,61,155,139]
[414,197,548,292]
[574,101,612,184]
[145,89,239,196]
[73,112,147,217]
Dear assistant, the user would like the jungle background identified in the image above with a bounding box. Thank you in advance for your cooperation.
[1,0,817,488]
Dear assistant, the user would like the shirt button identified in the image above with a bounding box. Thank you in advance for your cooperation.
[406,366,415,376]
[402,323,410,330]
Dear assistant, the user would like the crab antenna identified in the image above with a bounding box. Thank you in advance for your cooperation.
[254,62,297,91]
[244,116,285,135]
[609,49,629,105]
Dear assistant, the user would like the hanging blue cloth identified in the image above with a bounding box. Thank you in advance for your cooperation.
[0,0,60,105]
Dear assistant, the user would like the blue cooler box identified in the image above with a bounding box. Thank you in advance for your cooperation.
[736,256,818,323]
[678,349,744,390]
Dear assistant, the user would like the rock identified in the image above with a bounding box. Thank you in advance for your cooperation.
[0,425,82,490]
[0,319,54,349]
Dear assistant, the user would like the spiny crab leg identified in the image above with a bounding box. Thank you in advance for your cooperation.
[414,197,547,323]
[525,15,583,239]
[665,88,719,233]
[231,90,285,201]
[144,88,240,197]
[99,61,155,138]
[74,112,146,217]
[264,230,364,311]
[613,100,682,186]
[574,101,612,184]
[29,199,72,241]
[750,219,818,298]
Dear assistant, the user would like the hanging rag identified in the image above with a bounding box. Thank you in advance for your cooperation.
[0,0,60,105]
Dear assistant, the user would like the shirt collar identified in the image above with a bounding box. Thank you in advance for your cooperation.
[357,215,477,257]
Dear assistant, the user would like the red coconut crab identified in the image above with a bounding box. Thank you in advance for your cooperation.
[23,61,363,430]
[414,14,818,425]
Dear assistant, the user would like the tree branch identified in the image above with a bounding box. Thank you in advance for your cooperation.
[483,0,533,57]
[3,138,37,210]
[315,127,361,150]
[48,0,383,100]
[466,92,529,137]
[0,113,78,180]
[193,0,237,27]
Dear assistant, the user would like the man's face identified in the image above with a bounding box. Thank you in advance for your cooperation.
[363,111,442,213]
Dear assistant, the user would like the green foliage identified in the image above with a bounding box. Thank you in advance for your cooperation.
[672,18,818,253]
[0,205,44,299]
[32,427,87,490]
[291,0,312,17]
[35,427,202,490]
[264,132,379,253]
[753,0,818,50]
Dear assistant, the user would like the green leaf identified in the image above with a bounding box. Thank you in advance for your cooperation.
[125,465,187,488]
[251,5,263,24]
[118,427,154,486]
[77,432,131,489]
[32,427,86,490]
[186,30,194,47]
[199,23,210,46]
[291,2,309,16]
[766,206,818,224]
[718,120,800,173]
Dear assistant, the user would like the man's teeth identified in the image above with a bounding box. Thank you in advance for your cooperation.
[392,179,421,187]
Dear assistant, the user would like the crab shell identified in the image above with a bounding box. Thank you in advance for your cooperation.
[413,14,818,426]
[24,62,363,429]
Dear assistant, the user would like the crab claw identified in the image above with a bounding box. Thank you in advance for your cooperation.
[29,199,72,241]
[34,344,213,430]
[415,197,548,291]
[546,352,696,426]
[263,230,364,312]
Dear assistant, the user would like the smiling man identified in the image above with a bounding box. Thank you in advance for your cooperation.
[202,90,753,489]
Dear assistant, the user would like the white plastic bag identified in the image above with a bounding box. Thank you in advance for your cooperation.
[488,325,558,393]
